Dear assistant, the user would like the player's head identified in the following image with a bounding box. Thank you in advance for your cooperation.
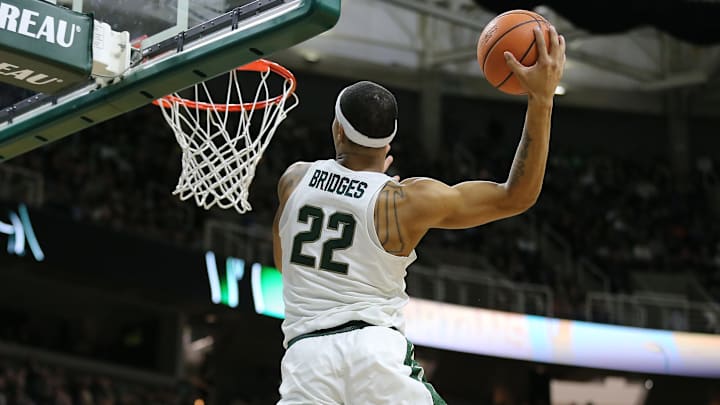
[332,81,398,153]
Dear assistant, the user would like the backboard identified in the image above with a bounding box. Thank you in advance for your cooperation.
[0,0,341,161]
[66,0,279,50]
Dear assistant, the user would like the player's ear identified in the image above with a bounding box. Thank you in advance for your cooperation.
[334,119,347,144]
[383,144,391,155]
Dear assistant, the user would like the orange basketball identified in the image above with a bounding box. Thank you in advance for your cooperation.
[477,10,552,95]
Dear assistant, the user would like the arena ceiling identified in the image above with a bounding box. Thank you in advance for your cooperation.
[273,0,720,116]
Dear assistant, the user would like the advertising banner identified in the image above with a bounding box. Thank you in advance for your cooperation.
[0,0,93,93]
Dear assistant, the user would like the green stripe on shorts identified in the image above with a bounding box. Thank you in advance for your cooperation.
[404,340,447,405]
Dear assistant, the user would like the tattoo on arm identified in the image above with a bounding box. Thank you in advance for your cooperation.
[375,183,406,254]
[510,135,532,183]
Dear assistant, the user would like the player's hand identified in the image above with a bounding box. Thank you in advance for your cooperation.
[504,25,565,105]
[383,154,401,181]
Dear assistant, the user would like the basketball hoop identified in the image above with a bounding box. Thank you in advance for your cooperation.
[154,59,298,213]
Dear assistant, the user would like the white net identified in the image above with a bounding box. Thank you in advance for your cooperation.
[156,61,299,213]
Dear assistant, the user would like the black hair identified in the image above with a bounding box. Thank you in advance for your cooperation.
[339,81,398,140]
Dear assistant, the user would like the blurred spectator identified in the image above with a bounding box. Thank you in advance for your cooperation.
[0,358,195,405]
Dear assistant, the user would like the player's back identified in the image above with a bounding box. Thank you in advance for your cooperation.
[279,159,416,347]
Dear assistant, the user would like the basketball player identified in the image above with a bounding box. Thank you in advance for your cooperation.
[273,26,565,404]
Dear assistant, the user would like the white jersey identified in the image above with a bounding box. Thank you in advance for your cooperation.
[279,159,417,347]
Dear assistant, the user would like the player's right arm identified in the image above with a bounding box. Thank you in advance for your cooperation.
[407,25,565,232]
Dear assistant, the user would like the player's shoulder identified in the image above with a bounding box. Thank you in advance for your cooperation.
[283,161,313,176]
[397,177,460,215]
[278,161,313,200]
[378,176,455,209]
[398,176,454,197]
[375,177,456,232]
[280,161,314,182]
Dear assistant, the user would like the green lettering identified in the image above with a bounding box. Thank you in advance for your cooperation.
[309,169,321,187]
[355,182,368,198]
[336,177,350,195]
[326,173,340,192]
[345,180,358,197]
[317,171,329,190]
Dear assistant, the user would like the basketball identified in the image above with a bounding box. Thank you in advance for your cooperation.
[477,10,553,95]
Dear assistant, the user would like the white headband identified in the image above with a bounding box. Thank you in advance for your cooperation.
[335,87,397,148]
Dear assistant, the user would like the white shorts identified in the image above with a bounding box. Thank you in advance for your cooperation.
[278,324,445,405]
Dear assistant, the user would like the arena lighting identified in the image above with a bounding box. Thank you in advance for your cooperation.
[300,49,321,63]
[403,299,720,378]
[205,252,221,304]
[0,203,44,261]
[225,257,244,308]
[204,251,244,308]
[202,259,720,377]
[554,85,566,95]
[204,253,284,317]
[251,263,285,319]
[190,336,214,352]
[5,211,23,255]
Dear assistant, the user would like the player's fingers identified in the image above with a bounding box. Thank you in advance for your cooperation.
[534,26,549,61]
[392,175,401,182]
[504,51,527,75]
[548,26,562,60]
[549,25,559,48]
[552,34,566,72]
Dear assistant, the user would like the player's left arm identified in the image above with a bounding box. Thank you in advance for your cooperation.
[272,162,311,272]
[397,26,566,231]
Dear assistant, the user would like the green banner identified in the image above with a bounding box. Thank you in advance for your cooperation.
[0,0,92,94]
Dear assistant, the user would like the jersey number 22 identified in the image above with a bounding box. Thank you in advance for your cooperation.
[290,205,356,274]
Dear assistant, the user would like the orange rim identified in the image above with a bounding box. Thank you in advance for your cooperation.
[153,59,296,112]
